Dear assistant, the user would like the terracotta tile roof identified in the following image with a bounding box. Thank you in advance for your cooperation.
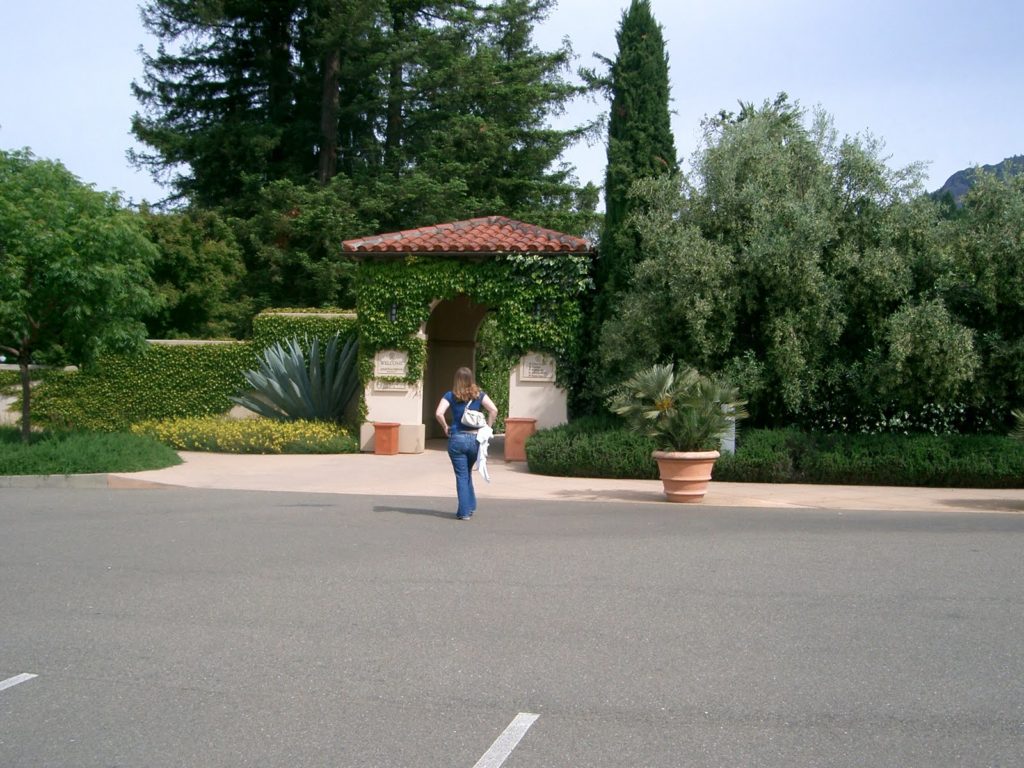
[342,216,590,254]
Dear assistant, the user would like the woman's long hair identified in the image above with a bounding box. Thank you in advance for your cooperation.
[452,366,481,402]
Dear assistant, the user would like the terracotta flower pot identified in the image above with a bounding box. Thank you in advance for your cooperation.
[652,450,720,503]
[503,417,537,462]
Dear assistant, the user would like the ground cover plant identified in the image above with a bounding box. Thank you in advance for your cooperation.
[526,420,1024,488]
[0,426,181,475]
[131,416,358,454]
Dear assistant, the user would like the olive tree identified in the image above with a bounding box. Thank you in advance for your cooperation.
[940,172,1024,419]
[602,95,980,428]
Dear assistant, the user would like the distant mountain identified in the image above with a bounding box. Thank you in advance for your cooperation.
[933,155,1024,205]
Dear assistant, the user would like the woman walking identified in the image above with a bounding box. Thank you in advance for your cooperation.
[435,367,498,520]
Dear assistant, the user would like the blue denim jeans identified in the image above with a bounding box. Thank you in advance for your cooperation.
[447,431,479,517]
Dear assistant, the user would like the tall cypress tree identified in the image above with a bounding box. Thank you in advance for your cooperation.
[571,0,675,410]
[596,0,676,313]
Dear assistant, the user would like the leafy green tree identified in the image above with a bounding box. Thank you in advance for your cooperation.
[599,174,735,383]
[871,299,979,408]
[139,207,251,338]
[412,0,600,232]
[603,96,979,428]
[940,172,1024,417]
[132,0,598,319]
[131,0,308,209]
[232,177,365,311]
[0,151,158,440]
[688,96,842,420]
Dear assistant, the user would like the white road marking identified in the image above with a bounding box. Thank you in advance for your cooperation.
[0,673,37,692]
[472,712,540,768]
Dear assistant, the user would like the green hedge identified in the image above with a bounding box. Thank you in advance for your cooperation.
[525,415,658,479]
[0,368,63,391]
[31,342,255,432]
[526,421,1024,488]
[251,309,358,352]
[27,309,361,433]
[715,429,1024,488]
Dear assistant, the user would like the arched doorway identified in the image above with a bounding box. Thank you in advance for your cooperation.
[421,295,490,439]
[344,216,591,453]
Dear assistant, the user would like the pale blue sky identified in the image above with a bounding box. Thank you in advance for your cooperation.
[1,0,1021,205]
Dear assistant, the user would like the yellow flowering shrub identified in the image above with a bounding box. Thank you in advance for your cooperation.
[131,416,358,454]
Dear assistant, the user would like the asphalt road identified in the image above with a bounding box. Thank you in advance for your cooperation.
[1,488,1022,767]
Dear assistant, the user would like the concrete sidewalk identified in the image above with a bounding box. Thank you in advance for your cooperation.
[56,437,1019,515]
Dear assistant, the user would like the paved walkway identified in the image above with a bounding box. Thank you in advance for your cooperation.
[5,436,1014,514]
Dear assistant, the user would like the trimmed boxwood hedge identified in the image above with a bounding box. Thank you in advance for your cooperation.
[525,414,658,479]
[714,429,1024,488]
[526,421,1024,488]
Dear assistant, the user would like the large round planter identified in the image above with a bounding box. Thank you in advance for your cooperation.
[652,450,720,503]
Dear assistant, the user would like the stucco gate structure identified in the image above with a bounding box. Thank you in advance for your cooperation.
[342,216,592,454]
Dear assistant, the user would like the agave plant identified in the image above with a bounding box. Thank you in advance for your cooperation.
[607,363,748,452]
[231,334,359,422]
[1012,409,1024,441]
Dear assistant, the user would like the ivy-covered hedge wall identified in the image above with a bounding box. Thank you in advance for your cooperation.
[355,254,591,387]
[30,310,360,432]
[27,262,588,435]
[251,309,358,351]
[32,343,255,431]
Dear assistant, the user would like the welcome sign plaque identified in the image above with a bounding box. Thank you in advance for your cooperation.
[520,352,556,382]
[373,349,408,378]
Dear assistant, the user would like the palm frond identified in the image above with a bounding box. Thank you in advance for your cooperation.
[607,362,748,451]
[1012,409,1024,441]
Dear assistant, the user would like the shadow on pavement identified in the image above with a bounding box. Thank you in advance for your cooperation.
[553,488,665,504]
[942,498,1024,513]
[373,504,455,520]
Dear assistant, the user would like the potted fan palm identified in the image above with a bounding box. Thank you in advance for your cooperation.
[608,363,748,503]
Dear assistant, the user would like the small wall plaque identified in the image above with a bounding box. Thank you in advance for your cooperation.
[520,352,556,382]
[373,379,409,392]
[374,349,408,378]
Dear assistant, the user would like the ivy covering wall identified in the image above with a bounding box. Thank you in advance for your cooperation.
[31,343,255,431]
[251,309,358,352]
[355,254,592,388]
[30,310,358,431]
[26,253,591,433]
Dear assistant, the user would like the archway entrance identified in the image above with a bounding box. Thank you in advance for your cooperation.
[422,294,490,439]
[344,216,591,452]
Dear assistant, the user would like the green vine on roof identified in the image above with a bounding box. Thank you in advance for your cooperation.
[355,255,592,386]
